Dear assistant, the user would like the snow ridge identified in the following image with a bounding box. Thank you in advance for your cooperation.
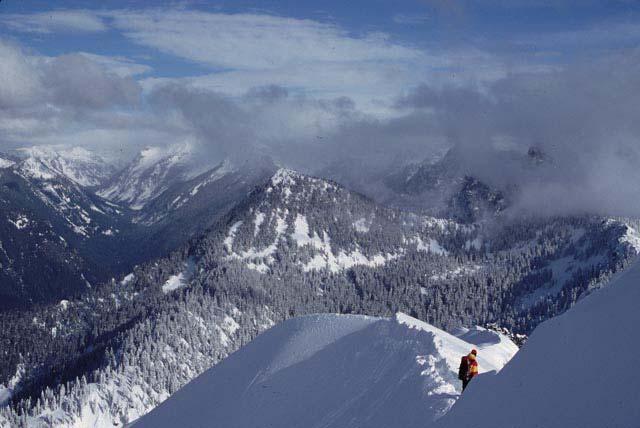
[435,258,640,428]
[17,146,114,187]
[132,313,517,428]
[98,144,198,210]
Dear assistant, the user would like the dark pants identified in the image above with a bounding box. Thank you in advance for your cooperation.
[462,377,471,391]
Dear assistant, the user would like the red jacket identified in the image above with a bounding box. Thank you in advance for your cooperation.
[459,355,479,380]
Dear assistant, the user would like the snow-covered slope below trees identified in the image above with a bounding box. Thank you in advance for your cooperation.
[434,257,640,428]
[133,313,517,428]
[0,293,274,428]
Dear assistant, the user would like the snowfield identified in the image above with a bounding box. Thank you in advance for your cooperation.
[161,259,196,294]
[434,258,640,428]
[17,146,113,187]
[132,313,517,428]
[98,143,199,210]
[0,157,15,169]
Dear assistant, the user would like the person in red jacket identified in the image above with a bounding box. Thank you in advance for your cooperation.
[458,349,478,391]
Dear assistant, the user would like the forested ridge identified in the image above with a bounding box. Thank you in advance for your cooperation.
[0,170,637,427]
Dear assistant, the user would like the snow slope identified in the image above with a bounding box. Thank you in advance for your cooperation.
[132,313,517,428]
[16,146,114,187]
[0,157,15,169]
[435,258,640,428]
[98,144,202,210]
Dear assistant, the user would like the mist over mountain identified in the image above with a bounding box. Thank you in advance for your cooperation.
[3,35,640,218]
[1,2,639,428]
[1,165,637,426]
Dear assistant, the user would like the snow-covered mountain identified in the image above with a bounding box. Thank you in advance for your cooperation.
[0,166,639,428]
[132,156,277,258]
[16,146,115,188]
[135,157,275,225]
[133,313,517,428]
[0,146,270,308]
[194,168,638,332]
[210,168,433,274]
[0,163,136,308]
[98,144,203,210]
[321,145,547,222]
[434,257,640,428]
[0,154,16,169]
[134,159,237,225]
[382,146,514,220]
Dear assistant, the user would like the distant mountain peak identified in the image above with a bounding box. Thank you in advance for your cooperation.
[527,145,552,166]
[14,145,114,187]
[98,144,204,210]
[268,168,339,195]
[0,155,16,169]
[271,167,299,186]
[134,143,194,173]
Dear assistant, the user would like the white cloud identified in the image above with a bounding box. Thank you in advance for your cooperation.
[0,41,42,108]
[76,53,152,77]
[1,8,517,115]
[141,60,426,116]
[519,21,640,50]
[1,10,107,33]
[123,11,514,115]
[0,41,143,111]
[98,9,443,113]
[393,14,431,25]
[42,54,141,109]
[104,10,422,70]
[0,40,151,157]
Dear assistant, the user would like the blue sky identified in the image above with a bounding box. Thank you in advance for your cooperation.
[3,0,638,84]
